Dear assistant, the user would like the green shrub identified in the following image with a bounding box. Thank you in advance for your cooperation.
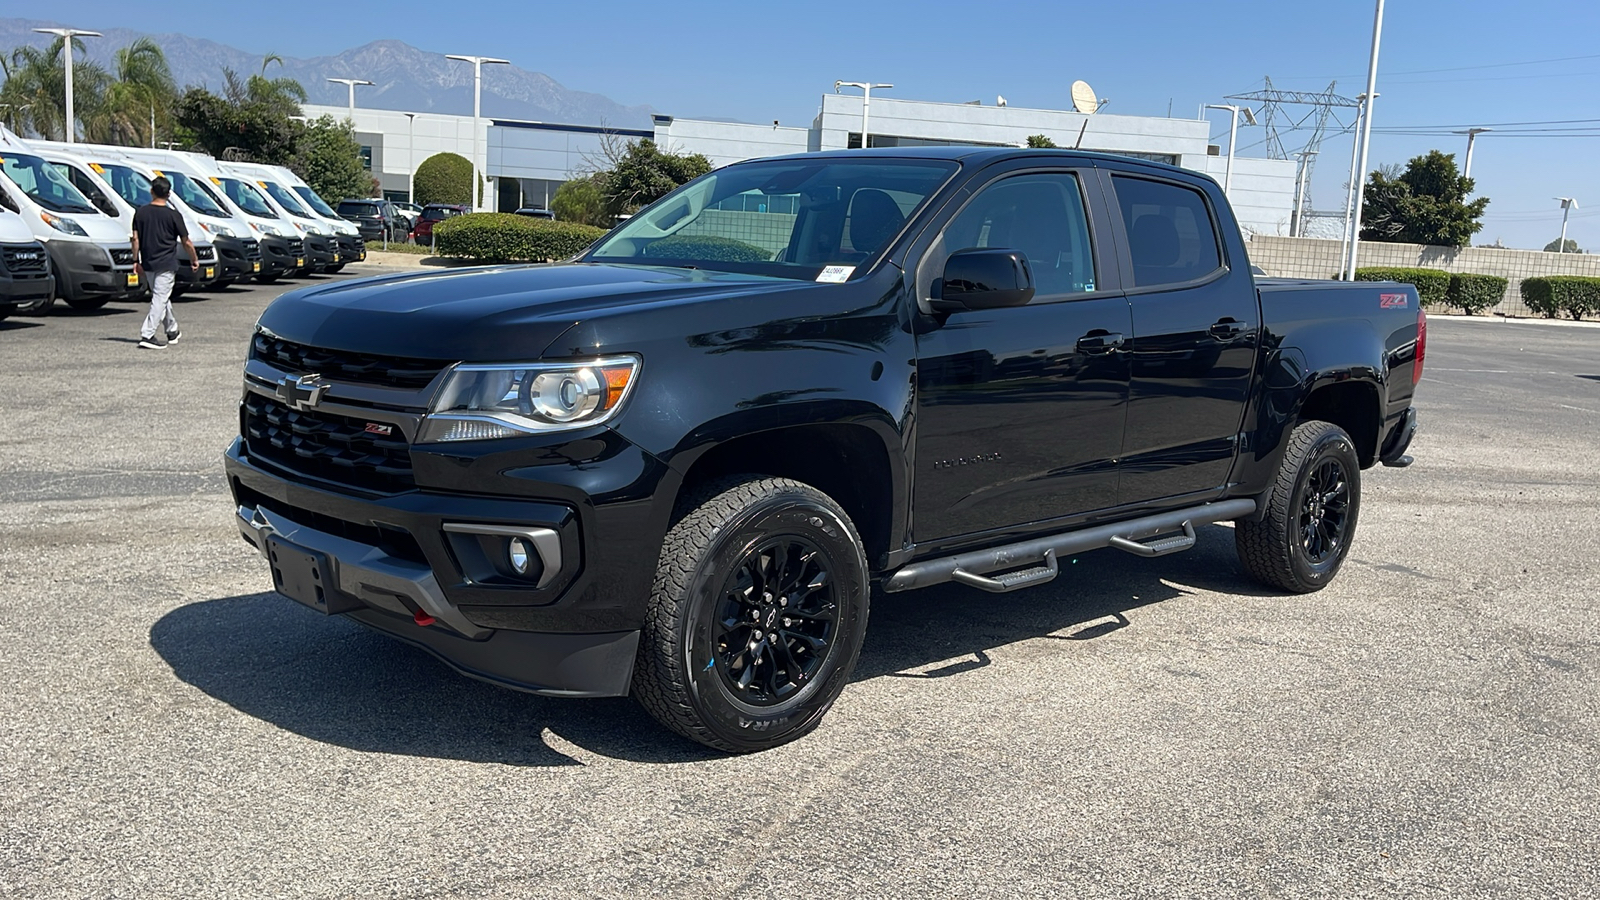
[413,152,473,206]
[1354,267,1450,308]
[433,213,606,262]
[642,235,770,263]
[1521,276,1600,320]
[1445,273,1507,315]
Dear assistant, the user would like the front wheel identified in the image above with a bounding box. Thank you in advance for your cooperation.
[254,274,278,285]
[63,295,110,311]
[633,476,870,753]
[1236,420,1362,593]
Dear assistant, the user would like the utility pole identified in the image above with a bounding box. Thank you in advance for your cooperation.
[1455,127,1491,179]
[1344,0,1385,281]
[1292,149,1319,237]
[446,55,509,212]
[32,27,101,143]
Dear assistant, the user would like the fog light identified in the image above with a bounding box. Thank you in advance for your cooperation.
[508,538,532,575]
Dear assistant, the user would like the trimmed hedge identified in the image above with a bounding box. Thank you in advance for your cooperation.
[1521,275,1600,320]
[434,213,607,262]
[642,235,770,263]
[1354,267,1450,308]
[1445,273,1508,315]
[413,152,473,206]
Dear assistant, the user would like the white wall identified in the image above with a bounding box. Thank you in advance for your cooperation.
[651,117,810,168]
[304,104,480,195]
[1184,154,1300,237]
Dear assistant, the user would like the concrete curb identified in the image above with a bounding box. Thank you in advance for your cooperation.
[360,250,454,269]
[1430,312,1600,329]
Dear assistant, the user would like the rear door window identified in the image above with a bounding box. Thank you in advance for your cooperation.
[1111,175,1223,288]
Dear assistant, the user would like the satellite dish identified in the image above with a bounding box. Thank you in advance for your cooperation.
[997,95,1007,107]
[1071,80,1099,115]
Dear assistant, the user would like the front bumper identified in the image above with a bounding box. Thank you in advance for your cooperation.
[334,234,366,264]
[224,424,677,696]
[257,235,302,278]
[44,239,137,301]
[304,234,337,269]
[234,500,639,697]
[213,235,262,279]
[177,243,226,288]
[0,242,54,302]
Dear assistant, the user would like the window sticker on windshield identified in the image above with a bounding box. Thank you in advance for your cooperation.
[816,265,855,283]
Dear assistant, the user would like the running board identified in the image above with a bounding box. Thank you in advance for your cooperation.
[884,499,1257,594]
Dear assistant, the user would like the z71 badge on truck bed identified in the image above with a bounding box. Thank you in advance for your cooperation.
[227,147,1423,752]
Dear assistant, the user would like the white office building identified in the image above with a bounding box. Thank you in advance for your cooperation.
[307,92,1299,235]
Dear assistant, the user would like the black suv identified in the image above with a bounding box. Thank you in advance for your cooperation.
[336,199,405,242]
[228,148,1424,753]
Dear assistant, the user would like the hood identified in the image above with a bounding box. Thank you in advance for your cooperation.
[256,262,828,362]
[76,213,132,245]
[0,211,37,243]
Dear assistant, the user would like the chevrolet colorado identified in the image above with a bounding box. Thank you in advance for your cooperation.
[226,148,1423,752]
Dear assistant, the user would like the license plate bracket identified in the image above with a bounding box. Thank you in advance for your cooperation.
[267,536,358,614]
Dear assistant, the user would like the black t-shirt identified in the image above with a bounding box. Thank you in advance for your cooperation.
[132,203,188,272]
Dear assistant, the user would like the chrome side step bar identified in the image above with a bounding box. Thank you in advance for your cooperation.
[884,499,1258,594]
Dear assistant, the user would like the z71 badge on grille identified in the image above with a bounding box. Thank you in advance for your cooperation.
[363,422,394,436]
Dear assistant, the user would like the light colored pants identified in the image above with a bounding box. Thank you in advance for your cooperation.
[141,270,178,340]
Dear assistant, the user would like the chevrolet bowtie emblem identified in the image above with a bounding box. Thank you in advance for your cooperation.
[277,373,330,410]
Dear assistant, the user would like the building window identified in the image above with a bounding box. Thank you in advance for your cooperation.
[358,145,373,171]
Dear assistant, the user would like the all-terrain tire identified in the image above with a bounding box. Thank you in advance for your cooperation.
[1236,420,1361,593]
[633,475,870,753]
[63,295,110,311]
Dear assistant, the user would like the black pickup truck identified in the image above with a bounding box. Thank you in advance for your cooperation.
[226,148,1423,752]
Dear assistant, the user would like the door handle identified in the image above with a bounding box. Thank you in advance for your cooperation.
[1208,318,1246,340]
[1075,330,1124,354]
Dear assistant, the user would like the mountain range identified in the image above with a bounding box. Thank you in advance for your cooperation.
[0,18,654,127]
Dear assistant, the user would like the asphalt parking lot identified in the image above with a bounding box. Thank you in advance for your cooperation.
[2,277,1597,899]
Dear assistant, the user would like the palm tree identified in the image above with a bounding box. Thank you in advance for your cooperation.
[83,38,177,146]
[0,36,110,140]
[221,54,306,120]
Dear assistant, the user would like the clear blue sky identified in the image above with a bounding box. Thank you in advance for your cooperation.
[47,0,1600,249]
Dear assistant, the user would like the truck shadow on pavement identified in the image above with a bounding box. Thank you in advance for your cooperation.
[150,525,1268,765]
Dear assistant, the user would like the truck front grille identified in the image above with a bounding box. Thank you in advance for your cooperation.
[109,248,135,266]
[242,393,414,493]
[252,333,448,390]
[0,244,48,274]
[241,239,261,261]
[195,246,217,261]
[286,239,305,257]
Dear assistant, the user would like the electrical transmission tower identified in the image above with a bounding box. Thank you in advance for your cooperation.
[1226,78,1360,234]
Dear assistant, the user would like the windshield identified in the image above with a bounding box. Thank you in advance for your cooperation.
[95,163,153,207]
[422,206,459,221]
[218,177,277,218]
[260,180,312,218]
[586,158,958,279]
[0,152,100,214]
[162,171,228,218]
[293,185,338,217]
[339,202,379,216]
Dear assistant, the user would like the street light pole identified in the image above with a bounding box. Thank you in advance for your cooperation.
[1204,104,1257,196]
[33,27,101,143]
[446,55,509,213]
[405,113,417,203]
[835,81,893,149]
[327,78,374,120]
[1454,127,1491,179]
[1337,93,1374,279]
[1556,197,1578,252]
[1344,0,1385,281]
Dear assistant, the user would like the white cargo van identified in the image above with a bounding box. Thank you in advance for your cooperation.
[257,163,366,270]
[0,131,137,312]
[220,162,339,274]
[0,209,54,318]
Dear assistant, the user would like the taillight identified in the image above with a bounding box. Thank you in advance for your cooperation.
[1413,309,1427,385]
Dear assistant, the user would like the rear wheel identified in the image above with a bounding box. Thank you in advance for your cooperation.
[1236,420,1361,593]
[633,476,870,753]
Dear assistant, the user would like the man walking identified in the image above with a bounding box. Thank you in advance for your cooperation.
[132,176,198,350]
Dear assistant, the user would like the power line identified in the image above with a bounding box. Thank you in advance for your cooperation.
[1273,51,1600,81]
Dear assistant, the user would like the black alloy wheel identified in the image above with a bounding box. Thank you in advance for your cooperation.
[710,537,839,707]
[1236,419,1362,593]
[1299,458,1350,564]
[633,476,870,752]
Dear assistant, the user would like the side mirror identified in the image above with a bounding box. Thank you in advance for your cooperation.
[933,248,1035,312]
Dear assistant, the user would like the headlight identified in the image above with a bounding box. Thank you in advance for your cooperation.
[258,223,282,237]
[301,222,323,236]
[417,356,640,443]
[201,221,236,238]
[40,211,89,236]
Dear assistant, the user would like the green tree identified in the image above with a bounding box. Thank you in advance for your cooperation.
[292,115,373,203]
[83,38,178,147]
[1544,238,1583,254]
[600,139,711,217]
[221,54,307,120]
[1360,150,1489,248]
[551,176,610,227]
[173,86,300,164]
[0,36,110,140]
[413,152,474,205]
[1026,134,1058,148]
